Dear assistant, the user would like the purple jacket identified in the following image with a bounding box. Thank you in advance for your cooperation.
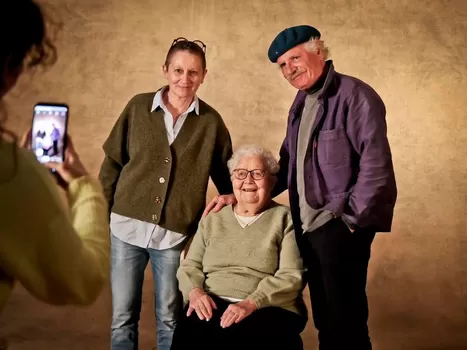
[276,62,397,233]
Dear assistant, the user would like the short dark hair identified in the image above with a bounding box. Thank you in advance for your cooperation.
[164,40,206,70]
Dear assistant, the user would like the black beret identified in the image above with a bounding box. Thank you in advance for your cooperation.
[268,25,321,63]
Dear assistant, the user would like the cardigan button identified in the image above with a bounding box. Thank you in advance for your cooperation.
[155,197,162,204]
[159,177,166,184]
[151,214,158,221]
[164,157,170,163]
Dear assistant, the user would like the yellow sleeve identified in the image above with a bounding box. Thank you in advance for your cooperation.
[0,147,109,306]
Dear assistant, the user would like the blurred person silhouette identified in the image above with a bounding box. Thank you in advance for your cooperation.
[0,2,111,347]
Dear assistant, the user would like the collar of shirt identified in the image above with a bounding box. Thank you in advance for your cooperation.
[151,86,200,115]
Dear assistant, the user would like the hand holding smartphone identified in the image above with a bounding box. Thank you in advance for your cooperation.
[28,103,86,188]
[30,102,69,168]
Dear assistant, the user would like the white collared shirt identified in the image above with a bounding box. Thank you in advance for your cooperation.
[110,87,199,250]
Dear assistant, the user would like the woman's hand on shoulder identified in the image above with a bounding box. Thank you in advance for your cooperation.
[220,299,257,328]
[187,288,217,321]
[202,193,237,217]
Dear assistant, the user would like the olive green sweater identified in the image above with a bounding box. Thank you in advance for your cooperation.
[98,91,233,236]
[177,202,307,317]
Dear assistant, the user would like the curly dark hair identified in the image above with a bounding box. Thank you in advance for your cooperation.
[0,0,58,180]
[0,0,57,76]
[0,0,58,129]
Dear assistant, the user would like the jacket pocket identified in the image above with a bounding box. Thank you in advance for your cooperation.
[317,128,351,167]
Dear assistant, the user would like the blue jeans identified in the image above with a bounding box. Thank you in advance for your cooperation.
[110,233,183,350]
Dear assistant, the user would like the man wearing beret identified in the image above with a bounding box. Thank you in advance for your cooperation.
[267,25,397,349]
[203,24,397,349]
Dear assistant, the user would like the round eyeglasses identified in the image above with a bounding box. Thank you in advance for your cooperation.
[171,37,206,53]
[233,169,266,180]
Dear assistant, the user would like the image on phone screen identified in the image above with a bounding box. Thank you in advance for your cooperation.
[31,103,68,164]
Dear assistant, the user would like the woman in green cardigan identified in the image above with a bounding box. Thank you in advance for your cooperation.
[172,145,307,350]
[99,38,233,350]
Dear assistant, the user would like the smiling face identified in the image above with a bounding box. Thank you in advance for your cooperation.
[231,155,276,210]
[276,43,326,90]
[162,50,207,99]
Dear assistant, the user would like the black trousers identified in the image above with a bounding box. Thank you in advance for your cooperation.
[171,294,306,350]
[52,140,59,156]
[301,218,376,350]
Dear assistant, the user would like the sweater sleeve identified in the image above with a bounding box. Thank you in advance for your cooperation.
[343,88,397,229]
[0,150,110,306]
[209,117,233,195]
[246,219,304,309]
[272,136,289,198]
[98,98,133,215]
[176,218,209,303]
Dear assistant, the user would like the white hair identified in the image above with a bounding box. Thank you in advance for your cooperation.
[304,37,330,60]
[227,145,280,175]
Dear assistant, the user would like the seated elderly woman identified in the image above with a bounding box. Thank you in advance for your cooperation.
[171,145,307,350]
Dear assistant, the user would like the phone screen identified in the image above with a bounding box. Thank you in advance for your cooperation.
[31,103,69,164]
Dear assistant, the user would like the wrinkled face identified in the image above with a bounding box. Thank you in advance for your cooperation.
[276,43,325,90]
[163,50,207,99]
[231,155,276,208]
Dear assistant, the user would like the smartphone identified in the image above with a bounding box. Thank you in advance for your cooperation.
[31,103,69,167]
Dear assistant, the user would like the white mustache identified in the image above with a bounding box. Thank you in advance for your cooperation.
[290,70,303,80]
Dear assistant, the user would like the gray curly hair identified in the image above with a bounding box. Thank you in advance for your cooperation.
[227,145,280,175]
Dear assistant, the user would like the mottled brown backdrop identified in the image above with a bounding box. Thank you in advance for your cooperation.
[1,0,466,349]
